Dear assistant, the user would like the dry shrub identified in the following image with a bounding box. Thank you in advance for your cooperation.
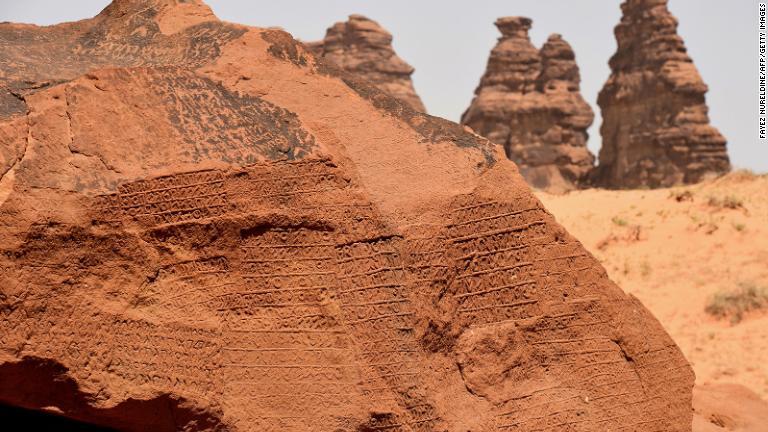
[705,283,768,324]
[707,195,744,210]
[669,190,694,202]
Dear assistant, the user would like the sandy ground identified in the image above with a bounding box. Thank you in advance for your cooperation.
[536,171,768,399]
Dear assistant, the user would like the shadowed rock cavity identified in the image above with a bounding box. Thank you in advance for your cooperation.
[0,357,224,432]
[462,17,596,193]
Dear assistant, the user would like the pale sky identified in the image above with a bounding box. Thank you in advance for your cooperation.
[2,1,763,172]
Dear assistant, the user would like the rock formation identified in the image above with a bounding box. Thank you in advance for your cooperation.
[461,17,595,193]
[593,0,730,188]
[0,1,694,430]
[307,14,426,112]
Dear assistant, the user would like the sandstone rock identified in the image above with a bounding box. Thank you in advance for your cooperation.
[461,17,595,193]
[307,14,426,112]
[592,0,730,188]
[0,1,694,430]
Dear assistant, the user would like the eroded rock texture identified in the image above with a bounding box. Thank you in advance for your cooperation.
[462,17,595,193]
[306,14,426,112]
[0,1,694,431]
[593,0,730,188]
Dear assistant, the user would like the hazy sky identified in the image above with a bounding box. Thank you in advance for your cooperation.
[2,1,762,172]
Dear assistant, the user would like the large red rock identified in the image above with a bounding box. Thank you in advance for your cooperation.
[462,17,595,193]
[0,1,693,430]
[306,14,426,112]
[592,0,730,188]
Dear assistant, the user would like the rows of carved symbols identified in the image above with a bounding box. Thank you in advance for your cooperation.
[446,199,686,431]
[241,159,347,206]
[46,305,221,398]
[446,201,549,327]
[489,300,653,431]
[107,319,220,396]
[219,227,363,431]
[335,237,442,431]
[93,170,228,225]
[151,257,233,324]
[402,226,451,309]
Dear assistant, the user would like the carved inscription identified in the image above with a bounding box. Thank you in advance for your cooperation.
[336,237,442,431]
[94,170,228,225]
[445,196,689,431]
[220,227,363,431]
[447,200,548,327]
[147,257,233,324]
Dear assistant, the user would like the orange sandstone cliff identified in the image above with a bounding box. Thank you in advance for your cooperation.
[0,1,694,430]
[593,0,730,188]
[306,14,426,112]
[462,17,595,193]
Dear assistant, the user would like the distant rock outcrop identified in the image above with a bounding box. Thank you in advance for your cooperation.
[307,14,426,112]
[461,17,595,193]
[592,0,730,188]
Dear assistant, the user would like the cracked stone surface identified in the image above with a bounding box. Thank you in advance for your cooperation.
[0,1,694,431]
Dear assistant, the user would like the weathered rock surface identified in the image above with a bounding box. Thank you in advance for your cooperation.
[593,0,730,188]
[0,1,693,431]
[461,17,595,193]
[306,14,426,112]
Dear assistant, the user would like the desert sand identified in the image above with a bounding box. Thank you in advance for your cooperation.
[693,383,768,431]
[537,171,768,400]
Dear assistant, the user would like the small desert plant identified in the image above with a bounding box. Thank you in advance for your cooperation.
[640,260,652,278]
[721,195,744,209]
[705,283,768,324]
[732,222,746,232]
[611,216,628,227]
[669,190,694,202]
[703,221,718,235]
[730,168,758,180]
[707,194,744,210]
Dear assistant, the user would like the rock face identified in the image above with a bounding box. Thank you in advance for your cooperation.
[0,1,694,431]
[461,17,595,193]
[306,14,426,112]
[593,0,730,188]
